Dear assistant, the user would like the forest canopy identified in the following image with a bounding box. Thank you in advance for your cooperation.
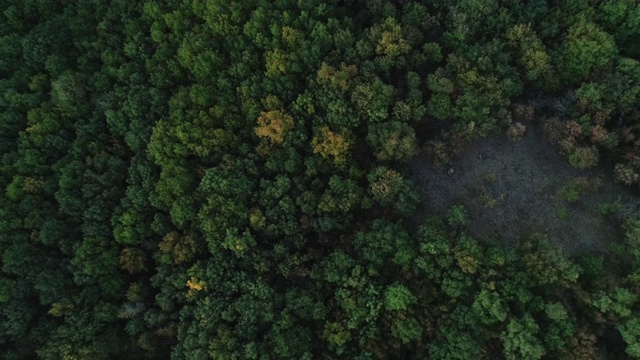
[1,0,640,359]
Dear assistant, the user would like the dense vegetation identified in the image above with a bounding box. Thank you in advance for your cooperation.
[1,0,640,358]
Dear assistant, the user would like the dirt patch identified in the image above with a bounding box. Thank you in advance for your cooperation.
[407,125,637,255]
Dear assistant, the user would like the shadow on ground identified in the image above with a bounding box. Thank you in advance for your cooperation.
[407,125,638,255]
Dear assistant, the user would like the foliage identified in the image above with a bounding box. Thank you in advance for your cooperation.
[255,110,294,144]
[367,121,418,162]
[311,127,351,163]
[384,284,417,311]
[0,0,639,359]
[501,315,546,360]
[448,205,469,227]
[367,166,419,215]
[560,17,618,84]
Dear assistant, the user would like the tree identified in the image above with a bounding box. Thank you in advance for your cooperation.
[501,315,546,360]
[50,72,88,117]
[367,166,419,214]
[317,176,363,214]
[367,121,418,162]
[311,127,351,164]
[255,110,294,144]
[619,318,640,358]
[317,62,358,92]
[351,77,394,123]
[384,284,417,311]
[119,247,146,274]
[372,17,411,59]
[560,17,618,84]
[354,219,415,273]
[598,0,640,57]
[1,1,638,358]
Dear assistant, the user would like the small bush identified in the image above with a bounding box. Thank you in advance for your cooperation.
[556,207,570,219]
[507,122,526,142]
[565,120,583,138]
[448,205,469,227]
[599,202,620,216]
[568,146,599,169]
[428,140,451,164]
[615,163,639,185]
[558,184,580,202]
[590,125,608,144]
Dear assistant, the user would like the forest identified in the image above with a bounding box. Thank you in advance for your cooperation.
[1,0,640,359]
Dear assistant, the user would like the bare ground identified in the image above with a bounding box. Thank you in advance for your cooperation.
[406,125,637,255]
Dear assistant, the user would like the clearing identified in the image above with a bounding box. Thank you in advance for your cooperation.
[407,124,638,255]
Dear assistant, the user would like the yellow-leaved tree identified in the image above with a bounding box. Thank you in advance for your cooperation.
[317,62,358,91]
[374,17,410,58]
[312,127,351,163]
[255,110,294,144]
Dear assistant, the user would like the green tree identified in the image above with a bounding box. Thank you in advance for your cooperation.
[367,121,418,162]
[560,17,618,84]
[501,315,546,360]
[367,166,419,214]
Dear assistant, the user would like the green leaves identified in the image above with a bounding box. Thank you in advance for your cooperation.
[2,0,640,359]
[354,220,416,272]
[0,279,14,303]
[472,289,508,325]
[598,0,640,57]
[391,317,423,344]
[592,287,637,318]
[367,166,419,215]
[501,315,546,360]
[323,321,351,348]
[544,302,568,321]
[317,176,363,214]
[351,78,394,123]
[447,205,469,228]
[50,72,87,117]
[366,121,418,162]
[560,17,618,84]
[619,318,640,358]
[384,284,416,311]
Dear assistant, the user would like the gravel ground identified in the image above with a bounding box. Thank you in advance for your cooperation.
[406,125,636,255]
